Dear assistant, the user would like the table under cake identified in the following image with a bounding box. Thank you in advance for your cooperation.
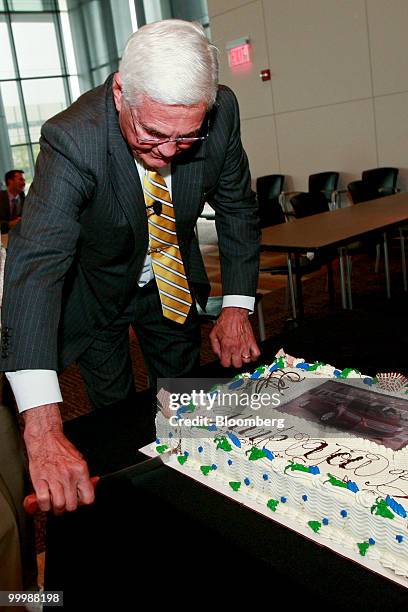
[44,388,407,610]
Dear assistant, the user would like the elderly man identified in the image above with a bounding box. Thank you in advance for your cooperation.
[1,20,260,514]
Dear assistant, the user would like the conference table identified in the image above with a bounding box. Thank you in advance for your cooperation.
[43,381,407,610]
[261,192,408,319]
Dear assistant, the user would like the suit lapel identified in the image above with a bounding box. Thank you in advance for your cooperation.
[172,143,205,220]
[106,85,147,237]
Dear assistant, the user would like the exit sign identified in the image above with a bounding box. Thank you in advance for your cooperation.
[226,37,251,68]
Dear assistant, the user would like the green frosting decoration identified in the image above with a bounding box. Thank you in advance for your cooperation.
[200,465,213,476]
[339,367,359,378]
[156,444,169,454]
[246,447,267,461]
[275,357,285,369]
[214,436,233,452]
[284,460,310,474]
[357,541,370,557]
[325,473,348,488]
[229,482,242,492]
[307,362,325,372]
[267,499,279,512]
[308,521,322,533]
[254,365,267,375]
[370,498,395,520]
[177,455,188,466]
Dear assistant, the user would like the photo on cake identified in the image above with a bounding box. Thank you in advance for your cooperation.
[278,379,408,451]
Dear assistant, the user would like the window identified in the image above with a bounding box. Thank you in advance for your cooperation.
[0,0,78,186]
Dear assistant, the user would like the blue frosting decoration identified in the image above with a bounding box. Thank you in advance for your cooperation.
[333,369,341,377]
[296,362,310,370]
[227,432,241,448]
[269,363,280,372]
[251,370,262,379]
[396,535,404,543]
[363,377,374,386]
[302,495,308,502]
[369,538,375,546]
[168,432,173,438]
[207,424,218,432]
[227,459,233,466]
[340,510,348,518]
[263,474,269,481]
[184,451,189,457]
[211,464,217,470]
[244,478,250,486]
[281,496,287,503]
[262,448,274,461]
[198,446,203,453]
[308,466,320,475]
[322,518,329,526]
[346,480,359,493]
[156,438,160,444]
[386,495,407,518]
[228,378,245,390]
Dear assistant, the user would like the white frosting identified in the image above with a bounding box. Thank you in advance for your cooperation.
[156,353,408,577]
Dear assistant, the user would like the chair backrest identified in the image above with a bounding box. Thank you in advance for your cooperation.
[308,171,339,203]
[290,191,330,218]
[361,167,398,195]
[256,174,285,227]
[347,180,379,204]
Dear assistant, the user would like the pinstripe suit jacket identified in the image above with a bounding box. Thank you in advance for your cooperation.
[0,75,259,372]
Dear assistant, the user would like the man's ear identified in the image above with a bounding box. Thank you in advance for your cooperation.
[112,72,122,112]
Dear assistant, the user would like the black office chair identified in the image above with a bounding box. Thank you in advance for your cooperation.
[348,167,399,203]
[256,174,285,228]
[308,171,340,208]
[260,192,335,315]
[281,171,340,213]
[346,168,400,303]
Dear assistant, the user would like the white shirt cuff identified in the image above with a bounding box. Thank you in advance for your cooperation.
[222,295,255,313]
[5,370,63,413]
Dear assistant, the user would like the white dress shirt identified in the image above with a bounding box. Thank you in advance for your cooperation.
[6,161,254,412]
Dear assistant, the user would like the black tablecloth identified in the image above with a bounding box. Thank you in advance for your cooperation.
[44,388,407,610]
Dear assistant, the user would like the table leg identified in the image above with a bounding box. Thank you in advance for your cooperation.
[400,228,407,292]
[287,254,297,320]
[294,252,304,319]
[338,248,347,309]
[383,232,391,299]
[327,258,335,310]
[346,254,353,310]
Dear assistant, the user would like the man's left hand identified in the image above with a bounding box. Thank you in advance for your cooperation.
[209,307,260,368]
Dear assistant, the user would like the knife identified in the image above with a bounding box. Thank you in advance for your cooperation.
[23,449,174,514]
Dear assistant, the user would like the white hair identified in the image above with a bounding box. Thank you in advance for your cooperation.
[119,19,219,109]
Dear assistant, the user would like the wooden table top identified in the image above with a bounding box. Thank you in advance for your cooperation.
[261,192,408,251]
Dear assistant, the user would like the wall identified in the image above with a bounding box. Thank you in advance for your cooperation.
[208,0,408,192]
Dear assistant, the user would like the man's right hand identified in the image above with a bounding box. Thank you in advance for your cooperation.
[23,403,95,514]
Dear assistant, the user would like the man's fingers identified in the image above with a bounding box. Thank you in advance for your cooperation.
[77,476,96,507]
[210,330,222,359]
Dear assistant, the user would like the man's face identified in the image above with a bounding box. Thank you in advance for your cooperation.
[8,172,25,194]
[112,73,207,169]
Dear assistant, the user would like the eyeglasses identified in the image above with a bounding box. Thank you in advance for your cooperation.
[127,103,209,148]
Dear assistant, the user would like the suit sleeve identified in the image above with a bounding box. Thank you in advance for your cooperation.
[208,89,260,298]
[0,121,95,371]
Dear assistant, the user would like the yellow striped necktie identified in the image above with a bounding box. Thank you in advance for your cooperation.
[143,170,192,324]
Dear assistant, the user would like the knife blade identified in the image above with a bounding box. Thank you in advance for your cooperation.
[23,449,174,514]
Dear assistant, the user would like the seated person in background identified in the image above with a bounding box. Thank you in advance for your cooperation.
[0,170,26,234]
[0,400,38,599]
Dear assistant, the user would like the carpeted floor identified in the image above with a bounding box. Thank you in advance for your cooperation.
[31,242,408,553]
